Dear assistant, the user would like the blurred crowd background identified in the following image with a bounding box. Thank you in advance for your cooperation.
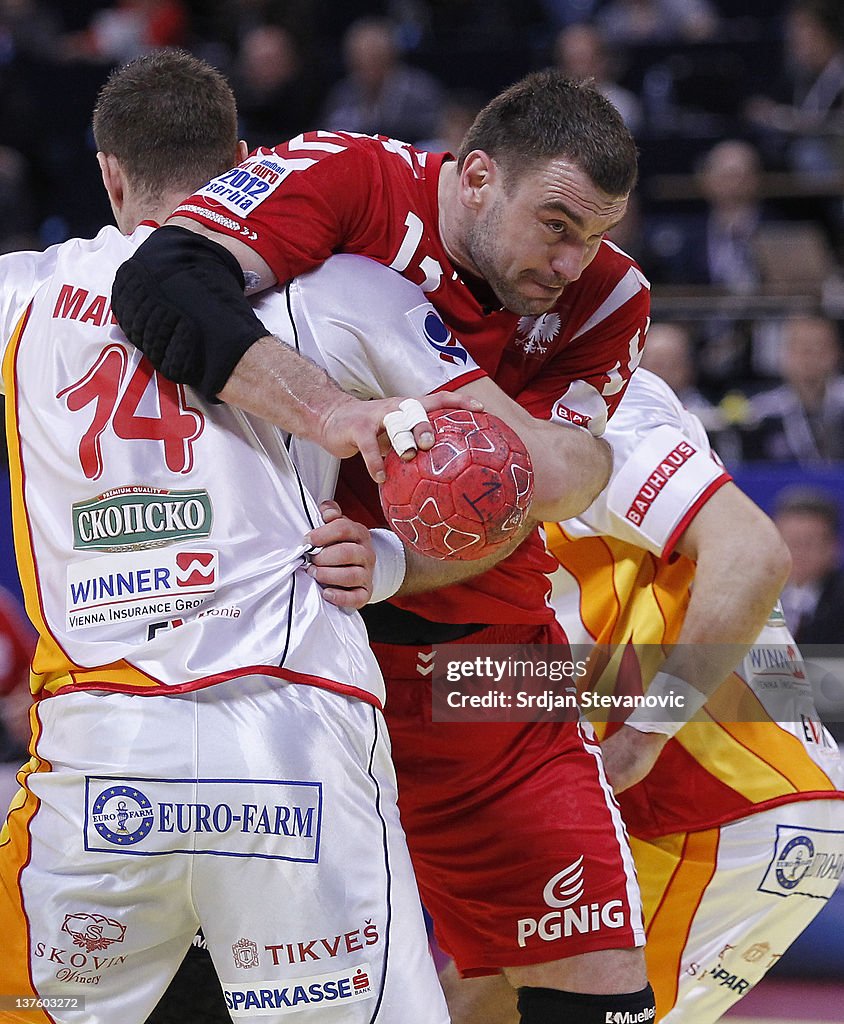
[1,0,844,463]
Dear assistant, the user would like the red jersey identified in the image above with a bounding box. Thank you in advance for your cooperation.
[174,132,651,624]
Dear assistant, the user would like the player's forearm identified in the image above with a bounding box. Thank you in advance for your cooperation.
[218,335,352,445]
[662,484,791,696]
[456,378,612,522]
[528,425,612,521]
[396,519,534,595]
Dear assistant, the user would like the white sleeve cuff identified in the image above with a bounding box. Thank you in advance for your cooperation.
[367,528,408,604]
[625,671,708,738]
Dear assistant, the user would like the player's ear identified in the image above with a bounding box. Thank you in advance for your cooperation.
[97,152,125,210]
[236,140,249,163]
[458,150,495,209]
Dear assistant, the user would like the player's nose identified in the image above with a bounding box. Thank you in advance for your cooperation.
[550,244,587,283]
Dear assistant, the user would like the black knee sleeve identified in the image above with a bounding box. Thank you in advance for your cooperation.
[517,983,655,1024]
[112,225,268,399]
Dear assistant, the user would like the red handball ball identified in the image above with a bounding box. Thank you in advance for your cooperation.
[379,409,534,560]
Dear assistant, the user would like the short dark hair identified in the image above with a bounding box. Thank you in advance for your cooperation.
[93,50,238,201]
[775,485,841,533]
[456,70,638,197]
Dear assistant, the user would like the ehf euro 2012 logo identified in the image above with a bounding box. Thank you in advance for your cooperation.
[90,784,154,846]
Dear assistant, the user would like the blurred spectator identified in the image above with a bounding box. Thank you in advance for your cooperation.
[553,22,643,132]
[320,16,444,143]
[0,588,33,763]
[640,321,743,462]
[741,315,844,464]
[604,191,657,270]
[539,0,601,29]
[646,139,789,395]
[744,0,844,177]
[415,87,485,154]
[640,321,713,416]
[596,0,720,45]
[63,0,188,63]
[0,146,37,253]
[775,486,844,643]
[425,0,545,42]
[649,139,768,291]
[231,24,322,144]
[0,0,62,61]
[697,139,767,292]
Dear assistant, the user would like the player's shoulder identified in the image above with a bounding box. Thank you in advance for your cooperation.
[0,244,53,285]
[560,238,650,329]
[570,238,649,305]
[588,237,648,286]
[625,368,683,410]
[299,253,426,309]
[2,225,151,320]
[0,239,63,318]
[51,224,148,264]
[39,225,150,291]
[607,369,685,435]
[253,132,433,199]
[266,131,419,166]
[268,130,378,151]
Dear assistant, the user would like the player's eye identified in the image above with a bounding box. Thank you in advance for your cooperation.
[546,220,567,234]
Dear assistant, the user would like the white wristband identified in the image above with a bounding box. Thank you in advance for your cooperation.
[367,528,408,604]
[625,671,708,738]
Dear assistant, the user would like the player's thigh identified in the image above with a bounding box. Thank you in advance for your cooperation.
[396,718,645,978]
[640,799,844,1023]
[1,692,200,1024]
[503,945,647,995]
[190,681,448,1024]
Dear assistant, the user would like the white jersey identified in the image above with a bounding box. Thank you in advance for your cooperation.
[0,235,479,702]
[558,368,727,563]
[547,369,843,804]
[254,254,485,504]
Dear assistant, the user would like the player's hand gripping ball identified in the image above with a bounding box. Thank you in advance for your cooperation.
[379,410,534,560]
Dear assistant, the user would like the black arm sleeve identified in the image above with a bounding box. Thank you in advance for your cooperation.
[111,225,269,399]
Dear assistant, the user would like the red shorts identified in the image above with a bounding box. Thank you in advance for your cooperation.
[376,623,645,978]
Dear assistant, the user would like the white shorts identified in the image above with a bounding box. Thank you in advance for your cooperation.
[632,798,844,1023]
[0,677,448,1024]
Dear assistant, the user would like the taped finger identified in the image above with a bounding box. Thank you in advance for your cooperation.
[382,398,430,458]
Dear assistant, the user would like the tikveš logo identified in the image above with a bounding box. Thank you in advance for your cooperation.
[233,938,260,969]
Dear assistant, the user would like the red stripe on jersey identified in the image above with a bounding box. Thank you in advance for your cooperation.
[38,665,382,708]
